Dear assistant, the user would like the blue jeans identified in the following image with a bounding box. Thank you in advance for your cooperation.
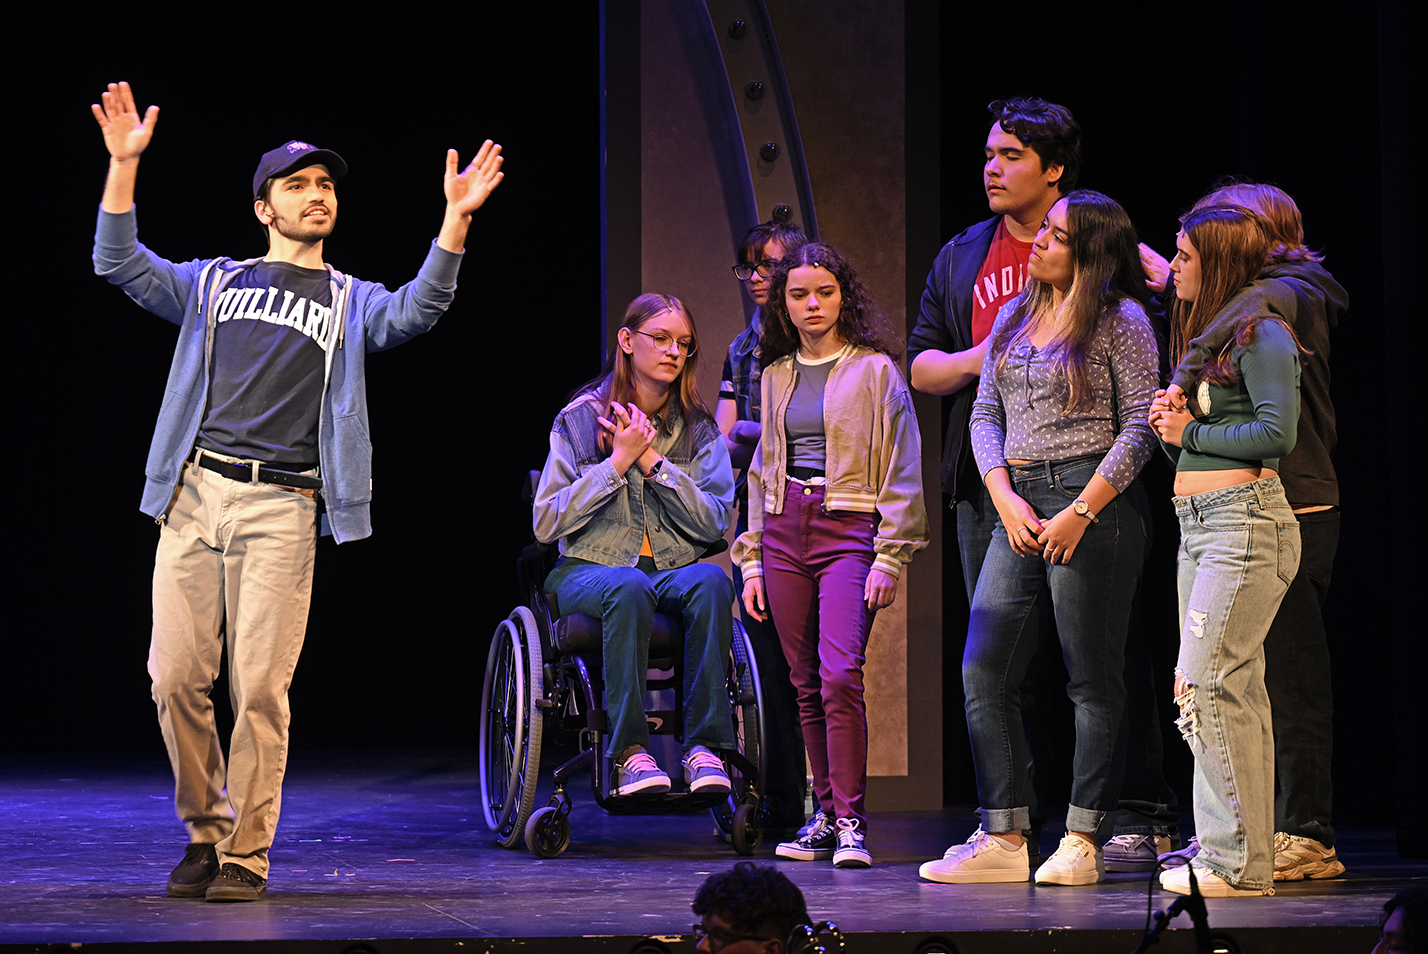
[1174,477,1300,890]
[545,556,735,758]
[963,456,1148,835]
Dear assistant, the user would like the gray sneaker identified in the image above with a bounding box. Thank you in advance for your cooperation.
[682,745,731,794]
[777,811,836,860]
[614,749,671,796]
[1105,833,1173,872]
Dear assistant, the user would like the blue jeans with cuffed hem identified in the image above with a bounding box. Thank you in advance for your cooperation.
[963,456,1148,837]
[545,556,735,758]
[1173,476,1300,890]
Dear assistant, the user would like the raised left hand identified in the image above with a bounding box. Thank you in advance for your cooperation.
[444,141,504,217]
[865,566,898,611]
[1138,242,1170,291]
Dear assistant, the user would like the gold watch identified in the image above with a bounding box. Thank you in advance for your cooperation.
[1073,499,1099,523]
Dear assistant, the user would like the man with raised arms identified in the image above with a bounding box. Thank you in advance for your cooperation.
[91,81,504,902]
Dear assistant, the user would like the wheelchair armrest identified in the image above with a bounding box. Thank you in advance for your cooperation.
[700,538,729,560]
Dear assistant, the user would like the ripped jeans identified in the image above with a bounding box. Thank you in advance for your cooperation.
[1173,477,1300,890]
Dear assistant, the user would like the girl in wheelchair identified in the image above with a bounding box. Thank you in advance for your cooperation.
[533,293,739,798]
[733,242,929,868]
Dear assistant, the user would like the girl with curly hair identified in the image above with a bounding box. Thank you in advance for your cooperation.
[732,242,928,869]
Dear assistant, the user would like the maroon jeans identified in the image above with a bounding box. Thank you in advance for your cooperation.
[763,480,877,826]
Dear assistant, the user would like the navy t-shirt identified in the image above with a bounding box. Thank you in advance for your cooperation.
[197,261,333,467]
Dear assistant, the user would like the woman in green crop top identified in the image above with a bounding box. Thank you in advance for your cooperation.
[1148,205,1303,897]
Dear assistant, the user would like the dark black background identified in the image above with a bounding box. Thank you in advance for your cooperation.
[4,2,1411,824]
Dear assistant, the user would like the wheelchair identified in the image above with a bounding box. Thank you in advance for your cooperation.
[479,472,765,859]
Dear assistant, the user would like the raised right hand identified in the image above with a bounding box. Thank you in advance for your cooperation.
[92,82,159,161]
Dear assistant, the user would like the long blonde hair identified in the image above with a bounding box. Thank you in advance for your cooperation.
[573,293,712,450]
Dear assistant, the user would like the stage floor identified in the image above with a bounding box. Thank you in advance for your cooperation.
[0,751,1414,952]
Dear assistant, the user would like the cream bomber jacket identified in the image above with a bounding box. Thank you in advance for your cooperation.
[731,346,929,579]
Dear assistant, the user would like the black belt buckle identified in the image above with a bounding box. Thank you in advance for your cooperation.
[193,449,323,491]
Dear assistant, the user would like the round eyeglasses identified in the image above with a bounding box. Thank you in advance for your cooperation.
[634,330,697,357]
[731,260,778,281]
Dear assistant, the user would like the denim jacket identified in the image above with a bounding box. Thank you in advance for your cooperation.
[533,391,734,570]
[725,307,765,424]
[731,347,929,579]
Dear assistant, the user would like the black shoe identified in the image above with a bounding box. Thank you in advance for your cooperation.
[166,843,219,898]
[205,862,267,902]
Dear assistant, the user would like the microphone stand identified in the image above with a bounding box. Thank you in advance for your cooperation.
[1131,865,1213,954]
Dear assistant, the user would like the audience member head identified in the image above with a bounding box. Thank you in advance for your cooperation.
[692,862,810,954]
[1375,885,1428,954]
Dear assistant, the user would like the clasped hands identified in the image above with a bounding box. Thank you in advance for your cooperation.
[598,403,662,476]
[1149,384,1193,447]
[997,495,1089,566]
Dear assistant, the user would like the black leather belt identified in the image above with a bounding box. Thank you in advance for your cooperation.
[192,449,323,490]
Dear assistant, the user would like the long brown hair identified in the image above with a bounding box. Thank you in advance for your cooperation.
[1170,206,1271,381]
[989,190,1150,413]
[1196,181,1323,265]
[573,293,713,447]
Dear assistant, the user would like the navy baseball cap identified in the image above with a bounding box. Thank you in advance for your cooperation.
[253,140,348,198]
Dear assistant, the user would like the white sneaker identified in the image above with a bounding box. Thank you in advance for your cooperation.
[1034,834,1105,885]
[1273,832,1345,881]
[1160,862,1274,897]
[919,827,1030,884]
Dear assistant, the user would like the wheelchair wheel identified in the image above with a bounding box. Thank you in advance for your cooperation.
[731,802,758,857]
[479,606,545,848]
[712,619,765,851]
[524,804,572,858]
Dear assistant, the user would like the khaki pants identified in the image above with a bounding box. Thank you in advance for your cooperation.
[148,459,317,878]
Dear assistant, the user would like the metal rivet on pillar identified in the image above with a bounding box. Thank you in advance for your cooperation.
[772,205,793,223]
[759,142,780,162]
[745,81,765,101]
[728,19,748,39]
